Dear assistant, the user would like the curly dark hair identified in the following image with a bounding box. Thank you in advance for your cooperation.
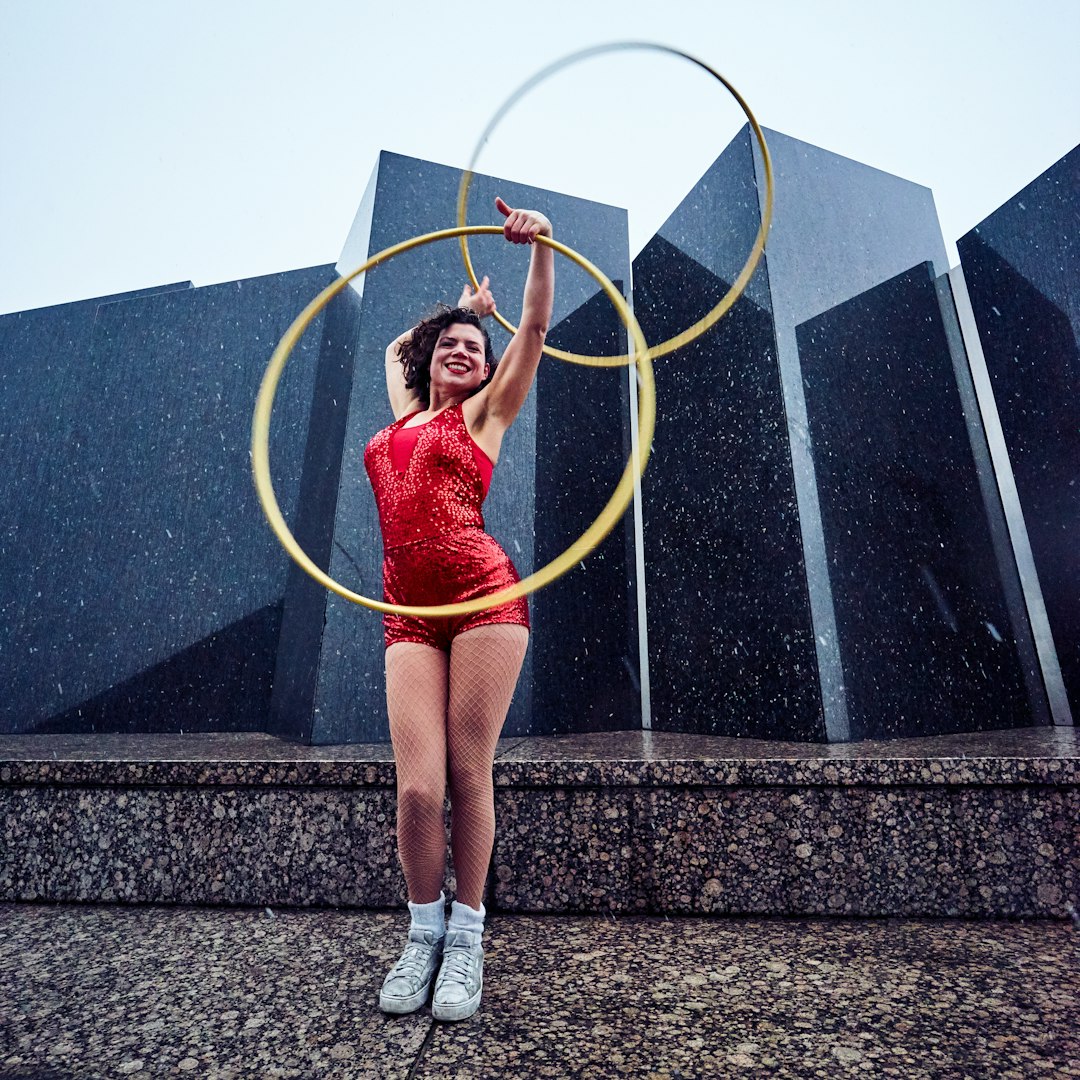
[396,306,497,407]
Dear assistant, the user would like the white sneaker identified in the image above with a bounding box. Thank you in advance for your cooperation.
[431,929,484,1021]
[379,928,444,1015]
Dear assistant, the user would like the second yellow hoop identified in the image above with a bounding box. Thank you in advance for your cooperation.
[456,41,774,367]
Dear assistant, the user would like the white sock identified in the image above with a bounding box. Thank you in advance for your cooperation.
[447,899,485,942]
[408,892,446,939]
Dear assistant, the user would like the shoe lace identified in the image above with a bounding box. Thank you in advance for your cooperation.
[390,944,430,980]
[439,947,476,987]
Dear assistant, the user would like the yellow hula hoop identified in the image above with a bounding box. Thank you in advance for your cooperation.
[252,225,655,618]
[457,42,774,367]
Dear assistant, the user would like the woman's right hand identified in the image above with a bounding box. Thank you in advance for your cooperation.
[457,275,496,317]
[495,196,552,244]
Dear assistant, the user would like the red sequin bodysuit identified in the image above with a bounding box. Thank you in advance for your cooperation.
[364,404,529,650]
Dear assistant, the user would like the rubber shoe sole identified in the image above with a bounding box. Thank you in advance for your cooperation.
[379,977,435,1015]
[431,974,482,1022]
[380,984,429,1015]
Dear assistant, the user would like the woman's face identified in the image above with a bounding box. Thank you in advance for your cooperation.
[429,322,490,396]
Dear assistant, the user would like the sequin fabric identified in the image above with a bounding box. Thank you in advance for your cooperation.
[364,404,529,650]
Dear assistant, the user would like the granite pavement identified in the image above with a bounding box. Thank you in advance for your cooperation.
[1,902,1077,1078]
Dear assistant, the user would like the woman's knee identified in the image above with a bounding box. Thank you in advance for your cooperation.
[396,780,445,824]
[446,753,495,801]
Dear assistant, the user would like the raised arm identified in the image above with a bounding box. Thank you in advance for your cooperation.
[468,198,553,437]
[385,328,422,420]
[384,276,496,420]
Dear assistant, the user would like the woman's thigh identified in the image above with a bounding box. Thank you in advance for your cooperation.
[385,641,451,789]
[446,625,529,762]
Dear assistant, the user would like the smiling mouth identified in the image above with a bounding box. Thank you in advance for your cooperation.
[446,361,471,374]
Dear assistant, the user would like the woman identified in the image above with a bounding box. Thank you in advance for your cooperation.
[368,196,553,1022]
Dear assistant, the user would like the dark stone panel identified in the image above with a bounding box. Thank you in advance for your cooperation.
[935,272,1049,728]
[290,151,634,743]
[652,126,775,316]
[531,287,638,733]
[632,235,821,739]
[757,128,953,742]
[798,263,1031,739]
[0,268,341,733]
[751,128,949,329]
[957,145,1080,712]
[267,287,363,743]
[0,284,195,617]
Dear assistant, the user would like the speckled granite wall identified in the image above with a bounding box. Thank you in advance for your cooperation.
[0,269,356,736]
[2,729,1075,918]
[630,127,1039,744]
[492,783,1076,917]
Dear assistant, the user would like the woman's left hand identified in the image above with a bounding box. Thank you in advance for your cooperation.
[457,274,496,317]
[495,196,552,244]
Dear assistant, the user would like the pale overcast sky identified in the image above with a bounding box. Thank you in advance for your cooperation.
[1,0,1078,315]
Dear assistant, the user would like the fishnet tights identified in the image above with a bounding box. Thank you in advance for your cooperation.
[385,624,528,910]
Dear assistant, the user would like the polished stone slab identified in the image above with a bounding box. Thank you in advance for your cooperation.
[632,135,816,742]
[797,263,1031,739]
[529,289,639,734]
[957,143,1080,718]
[632,233,819,741]
[1,903,1077,1078]
[1,726,1076,786]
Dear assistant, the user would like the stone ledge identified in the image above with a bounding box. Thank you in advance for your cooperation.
[2,726,1076,919]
